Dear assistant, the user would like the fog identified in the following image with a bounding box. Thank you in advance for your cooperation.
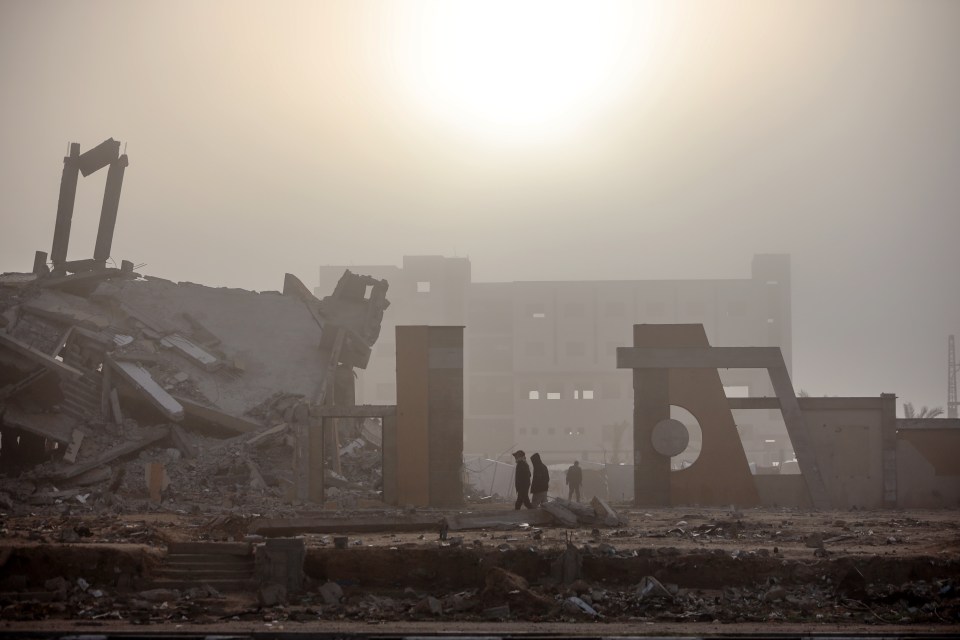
[1,0,957,414]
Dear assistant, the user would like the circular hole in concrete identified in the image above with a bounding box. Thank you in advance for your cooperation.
[669,405,702,469]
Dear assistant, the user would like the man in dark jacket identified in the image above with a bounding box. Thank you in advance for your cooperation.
[512,450,532,509]
[565,460,583,502]
[530,452,550,507]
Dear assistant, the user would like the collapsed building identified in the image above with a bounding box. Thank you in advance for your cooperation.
[0,140,957,632]
[0,139,395,508]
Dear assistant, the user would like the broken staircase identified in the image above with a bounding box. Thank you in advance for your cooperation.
[152,542,255,592]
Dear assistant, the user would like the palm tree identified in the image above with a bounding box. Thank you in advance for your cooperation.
[903,402,944,419]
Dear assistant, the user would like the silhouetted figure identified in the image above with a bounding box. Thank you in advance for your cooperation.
[565,460,583,502]
[530,452,550,507]
[512,450,532,509]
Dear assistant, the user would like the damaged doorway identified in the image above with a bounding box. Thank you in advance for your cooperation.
[323,416,386,508]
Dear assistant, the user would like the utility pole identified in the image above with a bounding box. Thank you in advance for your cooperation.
[949,335,958,419]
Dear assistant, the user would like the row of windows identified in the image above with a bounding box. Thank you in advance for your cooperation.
[523,300,776,319]
[517,426,586,436]
[527,389,595,400]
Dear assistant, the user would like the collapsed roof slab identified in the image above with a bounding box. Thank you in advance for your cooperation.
[92,277,334,420]
[107,358,185,422]
[0,406,76,445]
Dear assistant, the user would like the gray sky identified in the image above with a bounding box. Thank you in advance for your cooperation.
[1,1,958,413]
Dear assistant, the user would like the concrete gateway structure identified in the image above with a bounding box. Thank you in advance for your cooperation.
[318,254,793,471]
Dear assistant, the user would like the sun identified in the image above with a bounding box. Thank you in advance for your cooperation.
[388,1,655,143]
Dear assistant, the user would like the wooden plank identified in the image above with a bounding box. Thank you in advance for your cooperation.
[0,332,85,380]
[54,426,169,480]
[107,358,184,421]
[617,346,784,370]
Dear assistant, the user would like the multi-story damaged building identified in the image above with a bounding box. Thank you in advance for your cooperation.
[318,254,792,467]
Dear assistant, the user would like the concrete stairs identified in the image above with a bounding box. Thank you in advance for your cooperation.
[59,372,102,421]
[151,542,255,592]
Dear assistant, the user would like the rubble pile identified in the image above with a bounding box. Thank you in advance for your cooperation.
[0,257,390,513]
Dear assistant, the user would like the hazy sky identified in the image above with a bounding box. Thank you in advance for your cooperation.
[1,1,958,413]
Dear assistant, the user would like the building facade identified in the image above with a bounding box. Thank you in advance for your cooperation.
[317,254,793,468]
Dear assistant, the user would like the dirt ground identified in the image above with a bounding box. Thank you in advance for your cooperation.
[1,502,958,635]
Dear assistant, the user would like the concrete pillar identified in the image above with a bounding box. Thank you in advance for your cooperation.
[880,392,898,508]
[50,144,81,271]
[395,326,464,507]
[633,367,671,506]
[94,155,128,263]
[33,251,48,275]
[381,414,398,505]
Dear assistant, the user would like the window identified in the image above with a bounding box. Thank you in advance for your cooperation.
[518,427,528,435]
[527,303,546,319]
[547,427,556,435]
[547,392,561,400]
[528,390,540,400]
[573,389,593,400]
[531,427,540,435]
[417,281,431,293]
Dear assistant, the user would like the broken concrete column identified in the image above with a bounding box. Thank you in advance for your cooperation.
[145,462,168,503]
[93,154,128,264]
[50,144,81,272]
[395,325,464,507]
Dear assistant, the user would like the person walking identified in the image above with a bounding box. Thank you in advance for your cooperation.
[530,452,550,507]
[565,460,583,502]
[512,450,532,509]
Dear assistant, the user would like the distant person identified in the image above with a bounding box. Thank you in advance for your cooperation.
[530,452,550,507]
[565,460,583,502]
[512,450,532,510]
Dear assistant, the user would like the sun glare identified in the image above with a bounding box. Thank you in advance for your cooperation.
[389,1,653,143]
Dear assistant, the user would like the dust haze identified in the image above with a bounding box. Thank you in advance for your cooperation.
[1,0,958,412]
